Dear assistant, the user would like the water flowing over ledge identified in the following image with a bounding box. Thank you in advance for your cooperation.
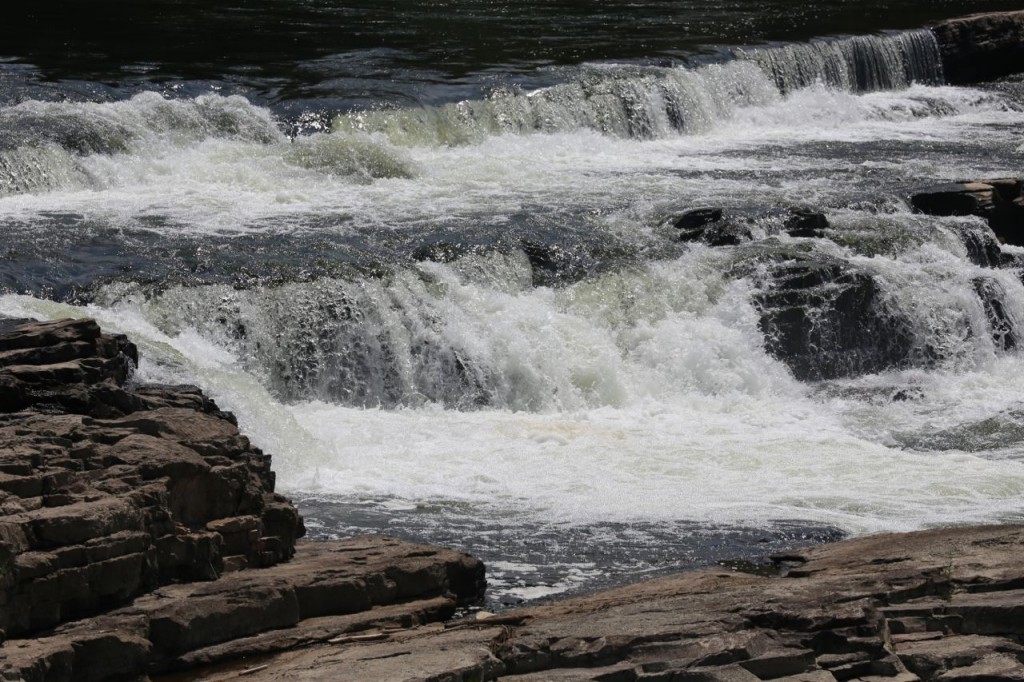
[2,12,1024,667]
[1,10,1023,542]
[0,24,971,199]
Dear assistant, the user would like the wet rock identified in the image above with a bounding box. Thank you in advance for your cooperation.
[892,387,924,402]
[973,277,1017,351]
[752,254,914,381]
[955,224,1007,268]
[911,178,1024,248]
[674,207,725,231]
[932,11,1024,85]
[784,208,830,239]
[672,207,761,247]
[411,240,475,264]
[911,182,997,218]
[522,240,596,286]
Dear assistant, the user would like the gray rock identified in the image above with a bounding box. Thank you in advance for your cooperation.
[933,11,1024,85]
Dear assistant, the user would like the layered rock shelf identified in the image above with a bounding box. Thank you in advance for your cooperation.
[193,525,1024,682]
[0,318,484,681]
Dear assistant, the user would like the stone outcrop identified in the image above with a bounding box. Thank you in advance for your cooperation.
[932,11,1024,85]
[671,207,828,247]
[911,179,1024,248]
[1,536,484,681]
[0,318,485,681]
[204,524,1024,681]
[665,178,1024,382]
[0,318,303,640]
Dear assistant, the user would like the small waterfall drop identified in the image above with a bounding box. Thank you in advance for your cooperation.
[736,29,944,94]
[337,29,946,147]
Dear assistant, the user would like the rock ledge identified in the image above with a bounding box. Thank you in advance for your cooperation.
[0,318,484,682]
[199,524,1024,681]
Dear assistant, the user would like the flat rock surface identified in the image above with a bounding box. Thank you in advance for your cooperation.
[194,525,1024,682]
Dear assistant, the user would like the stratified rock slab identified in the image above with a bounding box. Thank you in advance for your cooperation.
[0,318,304,640]
[204,525,1024,682]
[911,178,1024,247]
[1,536,484,681]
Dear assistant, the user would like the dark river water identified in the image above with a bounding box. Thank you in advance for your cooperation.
[4,1,1023,111]
[3,2,1024,608]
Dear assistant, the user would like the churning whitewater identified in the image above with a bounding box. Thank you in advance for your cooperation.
[2,23,1024,603]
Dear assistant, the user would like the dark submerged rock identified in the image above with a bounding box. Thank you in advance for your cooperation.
[521,240,596,286]
[973,276,1018,351]
[753,254,915,381]
[783,207,830,238]
[673,207,724,231]
[673,208,755,247]
[955,223,1008,268]
[911,182,998,218]
[411,240,473,264]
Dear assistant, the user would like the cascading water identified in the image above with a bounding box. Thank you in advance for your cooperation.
[3,12,1024,606]
[337,31,945,145]
[736,29,944,94]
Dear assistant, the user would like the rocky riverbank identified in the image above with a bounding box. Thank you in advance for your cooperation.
[177,524,1024,682]
[2,327,1023,682]
[0,318,484,681]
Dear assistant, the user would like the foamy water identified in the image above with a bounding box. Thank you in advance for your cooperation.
[3,29,1024,603]
[4,243,1024,536]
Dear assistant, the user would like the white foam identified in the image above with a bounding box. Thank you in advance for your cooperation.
[6,239,1024,538]
[0,77,1019,238]
[3,61,1024,541]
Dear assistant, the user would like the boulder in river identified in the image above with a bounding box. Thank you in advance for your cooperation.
[783,207,830,238]
[932,10,1024,85]
[752,253,915,381]
[672,207,755,247]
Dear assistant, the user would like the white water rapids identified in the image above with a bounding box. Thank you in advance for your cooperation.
[2,30,1024,602]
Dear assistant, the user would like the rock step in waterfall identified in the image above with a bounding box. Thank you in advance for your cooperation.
[667,178,1024,381]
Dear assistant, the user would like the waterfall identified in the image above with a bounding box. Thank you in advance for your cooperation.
[338,29,946,146]
[736,29,944,94]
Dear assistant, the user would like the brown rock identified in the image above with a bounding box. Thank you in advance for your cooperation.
[0,317,304,643]
[196,525,1024,682]
[910,177,1024,247]
[0,319,102,352]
